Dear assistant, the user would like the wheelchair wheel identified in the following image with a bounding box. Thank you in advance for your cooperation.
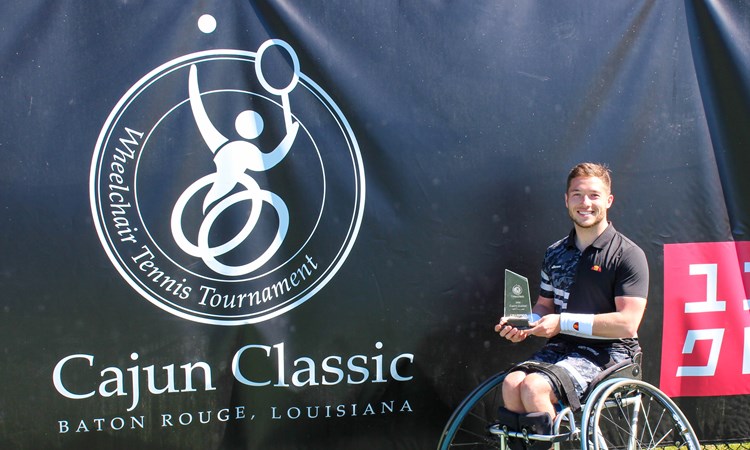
[581,379,700,450]
[437,372,507,449]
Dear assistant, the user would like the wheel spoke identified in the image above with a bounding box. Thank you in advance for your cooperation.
[590,380,699,450]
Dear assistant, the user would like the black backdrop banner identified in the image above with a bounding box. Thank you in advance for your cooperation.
[1,1,749,448]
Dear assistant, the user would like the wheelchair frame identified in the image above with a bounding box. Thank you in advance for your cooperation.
[437,358,700,450]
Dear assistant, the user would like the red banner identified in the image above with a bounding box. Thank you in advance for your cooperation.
[661,242,750,397]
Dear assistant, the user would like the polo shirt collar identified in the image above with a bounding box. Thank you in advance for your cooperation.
[566,222,617,250]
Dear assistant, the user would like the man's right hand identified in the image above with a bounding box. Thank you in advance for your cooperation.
[495,318,530,343]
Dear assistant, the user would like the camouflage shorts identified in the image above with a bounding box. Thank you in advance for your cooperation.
[528,341,635,402]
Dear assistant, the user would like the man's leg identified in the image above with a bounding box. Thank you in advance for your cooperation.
[501,371,556,450]
[502,370,527,413]
[518,372,557,419]
[503,371,558,417]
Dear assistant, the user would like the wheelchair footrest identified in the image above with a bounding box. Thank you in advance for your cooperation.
[488,425,578,444]
[492,408,572,450]
[519,412,552,435]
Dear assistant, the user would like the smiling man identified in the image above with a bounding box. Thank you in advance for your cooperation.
[494,162,649,442]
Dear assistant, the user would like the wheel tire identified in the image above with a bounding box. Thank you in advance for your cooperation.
[437,372,507,449]
[582,379,700,450]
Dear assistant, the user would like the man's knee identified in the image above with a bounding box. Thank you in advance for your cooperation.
[502,371,527,411]
[519,373,553,399]
[503,370,526,390]
[518,373,557,405]
[502,371,528,399]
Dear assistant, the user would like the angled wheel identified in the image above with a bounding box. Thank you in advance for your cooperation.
[581,379,700,450]
[437,372,507,449]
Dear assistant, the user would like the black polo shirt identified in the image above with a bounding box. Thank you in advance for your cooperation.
[539,223,649,346]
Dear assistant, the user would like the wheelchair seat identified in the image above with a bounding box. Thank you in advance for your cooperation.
[580,352,642,402]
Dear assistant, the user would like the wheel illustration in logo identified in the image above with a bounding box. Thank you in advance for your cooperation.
[90,40,365,325]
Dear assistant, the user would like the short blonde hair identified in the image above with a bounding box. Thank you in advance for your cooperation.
[566,162,611,192]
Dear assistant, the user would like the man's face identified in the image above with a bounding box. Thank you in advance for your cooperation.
[565,176,613,229]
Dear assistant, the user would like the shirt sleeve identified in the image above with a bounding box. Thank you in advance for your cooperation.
[614,245,649,299]
[539,248,554,299]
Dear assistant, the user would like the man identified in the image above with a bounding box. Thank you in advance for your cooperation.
[495,162,648,436]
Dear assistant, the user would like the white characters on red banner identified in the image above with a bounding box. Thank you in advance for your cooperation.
[661,241,750,397]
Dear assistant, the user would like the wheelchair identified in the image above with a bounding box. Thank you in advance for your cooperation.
[437,353,700,450]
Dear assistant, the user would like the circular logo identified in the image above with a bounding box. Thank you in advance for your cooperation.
[512,284,523,296]
[90,42,365,325]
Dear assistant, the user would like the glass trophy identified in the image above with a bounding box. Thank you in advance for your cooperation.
[504,269,533,329]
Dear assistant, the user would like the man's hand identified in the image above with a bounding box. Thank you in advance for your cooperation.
[495,318,530,343]
[528,314,561,338]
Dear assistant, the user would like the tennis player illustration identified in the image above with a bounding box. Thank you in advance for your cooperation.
[171,40,301,277]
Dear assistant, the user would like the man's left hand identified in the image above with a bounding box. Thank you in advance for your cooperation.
[528,314,561,338]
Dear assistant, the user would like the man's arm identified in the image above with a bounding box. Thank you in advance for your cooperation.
[532,296,555,317]
[591,295,646,338]
[528,295,646,339]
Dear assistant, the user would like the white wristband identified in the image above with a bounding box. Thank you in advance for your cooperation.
[560,313,594,336]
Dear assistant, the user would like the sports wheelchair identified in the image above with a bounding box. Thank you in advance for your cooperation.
[437,353,700,450]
